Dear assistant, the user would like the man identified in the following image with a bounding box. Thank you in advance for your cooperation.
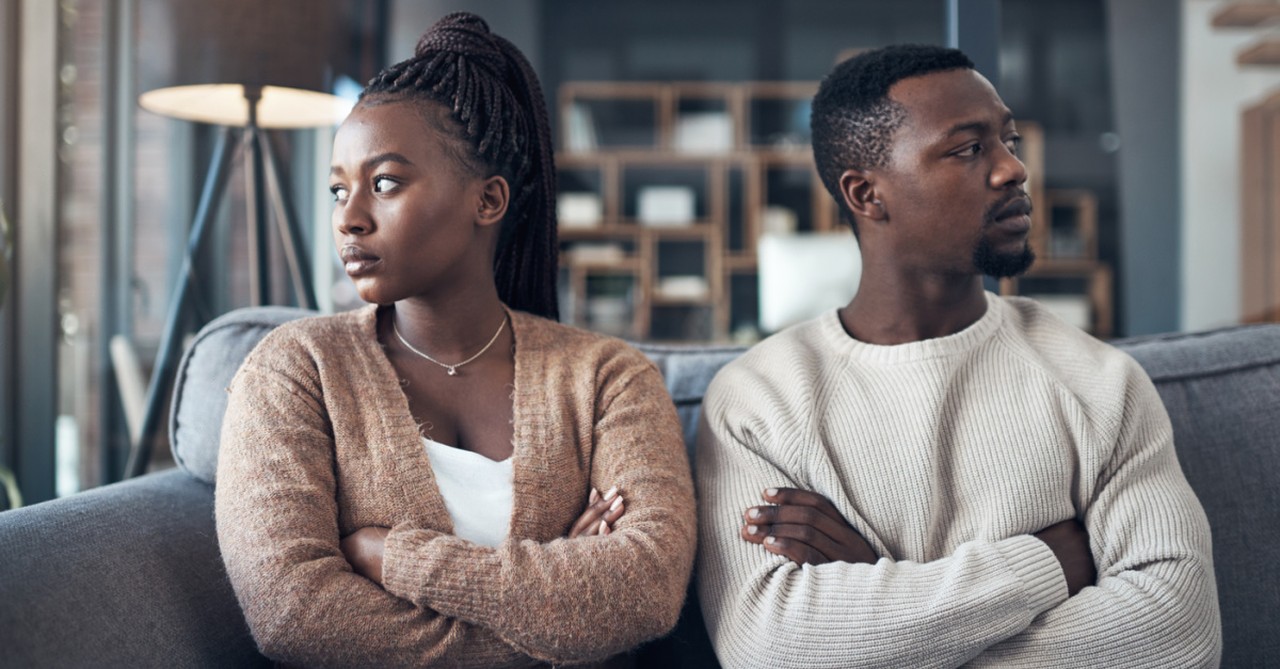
[695,44,1220,668]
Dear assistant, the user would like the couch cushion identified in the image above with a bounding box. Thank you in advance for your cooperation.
[169,307,314,483]
[632,342,747,467]
[1116,324,1280,666]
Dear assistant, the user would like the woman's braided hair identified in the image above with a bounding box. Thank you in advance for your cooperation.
[361,12,559,320]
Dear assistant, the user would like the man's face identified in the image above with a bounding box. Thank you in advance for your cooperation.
[872,68,1033,278]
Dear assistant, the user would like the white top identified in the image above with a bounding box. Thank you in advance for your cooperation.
[696,292,1220,668]
[422,437,513,548]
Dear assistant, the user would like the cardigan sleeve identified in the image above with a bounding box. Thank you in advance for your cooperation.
[693,389,1070,669]
[215,358,534,669]
[379,349,697,666]
[969,361,1222,668]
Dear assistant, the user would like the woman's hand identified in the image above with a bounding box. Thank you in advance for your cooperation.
[341,526,390,584]
[567,486,626,537]
[740,487,877,566]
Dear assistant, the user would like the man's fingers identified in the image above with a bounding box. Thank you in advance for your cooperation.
[740,522,844,559]
[762,535,828,566]
[744,503,848,545]
[763,487,845,521]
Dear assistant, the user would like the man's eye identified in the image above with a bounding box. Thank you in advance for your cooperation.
[1005,135,1023,155]
[373,176,398,193]
[957,144,981,157]
[330,185,348,202]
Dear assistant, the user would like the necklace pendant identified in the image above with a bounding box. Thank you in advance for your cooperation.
[446,366,458,376]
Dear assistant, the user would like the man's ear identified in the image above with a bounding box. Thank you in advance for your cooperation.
[838,169,886,222]
[476,175,509,228]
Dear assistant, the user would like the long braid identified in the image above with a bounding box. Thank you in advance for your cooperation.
[360,12,559,320]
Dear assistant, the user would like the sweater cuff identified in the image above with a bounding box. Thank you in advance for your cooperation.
[382,525,504,620]
[995,534,1068,616]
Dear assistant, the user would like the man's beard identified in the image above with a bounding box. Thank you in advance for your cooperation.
[973,236,1035,278]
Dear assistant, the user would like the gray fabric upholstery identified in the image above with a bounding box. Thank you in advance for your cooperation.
[1116,326,1280,665]
[2,306,1275,668]
[0,469,268,668]
[169,306,314,483]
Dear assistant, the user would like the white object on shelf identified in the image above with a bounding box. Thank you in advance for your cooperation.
[566,243,626,264]
[656,275,710,300]
[566,103,597,152]
[638,186,696,226]
[758,231,861,333]
[558,192,603,228]
[1027,294,1091,331]
[674,111,733,153]
[761,205,798,236]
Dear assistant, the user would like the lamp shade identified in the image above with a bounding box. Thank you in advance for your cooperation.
[137,0,354,128]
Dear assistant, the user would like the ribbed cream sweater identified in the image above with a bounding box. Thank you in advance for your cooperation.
[215,305,695,669]
[696,293,1220,668]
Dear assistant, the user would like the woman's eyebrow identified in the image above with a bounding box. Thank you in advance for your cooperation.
[330,152,416,176]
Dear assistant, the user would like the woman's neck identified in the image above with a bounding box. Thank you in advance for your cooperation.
[388,289,508,361]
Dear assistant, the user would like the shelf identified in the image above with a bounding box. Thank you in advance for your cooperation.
[651,295,714,307]
[1237,38,1280,65]
[561,257,641,272]
[636,223,715,239]
[1211,3,1280,28]
[559,224,639,239]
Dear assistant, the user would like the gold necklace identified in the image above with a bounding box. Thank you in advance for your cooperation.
[392,314,508,377]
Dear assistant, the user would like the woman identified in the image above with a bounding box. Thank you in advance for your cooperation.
[215,13,695,668]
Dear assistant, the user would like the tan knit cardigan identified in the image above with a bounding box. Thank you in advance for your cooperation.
[215,305,696,668]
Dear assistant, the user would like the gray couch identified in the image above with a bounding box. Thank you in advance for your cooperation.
[1,306,1276,668]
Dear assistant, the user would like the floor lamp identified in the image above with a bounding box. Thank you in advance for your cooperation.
[125,1,348,477]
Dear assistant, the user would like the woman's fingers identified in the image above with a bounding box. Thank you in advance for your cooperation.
[567,486,623,538]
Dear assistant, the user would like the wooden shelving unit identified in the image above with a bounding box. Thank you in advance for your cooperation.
[556,81,836,342]
[556,80,1110,340]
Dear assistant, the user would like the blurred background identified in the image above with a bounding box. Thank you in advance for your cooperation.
[2,0,1276,502]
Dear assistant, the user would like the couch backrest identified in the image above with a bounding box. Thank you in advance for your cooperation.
[173,307,1280,667]
[1113,326,1280,665]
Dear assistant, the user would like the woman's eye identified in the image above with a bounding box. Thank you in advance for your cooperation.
[330,185,348,202]
[373,176,398,193]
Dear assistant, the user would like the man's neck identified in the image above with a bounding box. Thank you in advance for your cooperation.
[838,272,989,345]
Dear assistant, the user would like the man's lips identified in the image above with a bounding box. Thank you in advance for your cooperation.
[989,196,1033,233]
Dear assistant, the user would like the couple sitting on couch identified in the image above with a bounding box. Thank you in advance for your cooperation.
[215,12,1221,668]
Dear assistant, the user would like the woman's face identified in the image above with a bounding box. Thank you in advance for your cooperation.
[328,100,499,305]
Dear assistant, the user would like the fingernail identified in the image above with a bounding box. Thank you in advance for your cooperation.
[765,536,776,545]
[603,486,619,501]
[746,525,758,535]
[747,508,760,519]
[765,488,778,497]
[590,487,600,503]
[610,496,623,512]
[599,519,608,533]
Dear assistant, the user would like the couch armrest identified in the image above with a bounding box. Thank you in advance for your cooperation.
[0,469,268,668]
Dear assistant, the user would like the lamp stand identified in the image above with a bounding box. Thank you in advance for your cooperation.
[124,89,318,478]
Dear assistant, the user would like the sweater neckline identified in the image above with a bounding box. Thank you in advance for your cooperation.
[353,303,548,541]
[820,291,1005,365]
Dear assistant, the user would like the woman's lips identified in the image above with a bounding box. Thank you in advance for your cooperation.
[344,258,382,276]
[340,246,382,276]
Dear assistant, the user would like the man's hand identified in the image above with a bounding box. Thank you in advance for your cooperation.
[568,486,626,537]
[341,526,390,584]
[1034,518,1097,596]
[741,487,877,566]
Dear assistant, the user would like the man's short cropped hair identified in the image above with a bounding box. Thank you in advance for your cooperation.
[811,44,974,219]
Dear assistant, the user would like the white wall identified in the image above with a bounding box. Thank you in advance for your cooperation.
[1180,0,1280,330]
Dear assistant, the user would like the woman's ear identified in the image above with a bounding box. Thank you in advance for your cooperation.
[838,169,886,222]
[476,175,509,228]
